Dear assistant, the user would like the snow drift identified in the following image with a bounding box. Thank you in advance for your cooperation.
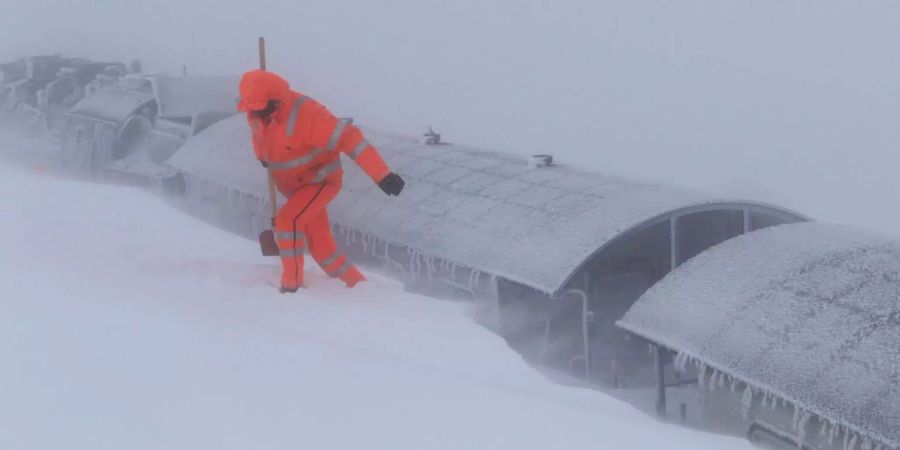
[0,134,749,449]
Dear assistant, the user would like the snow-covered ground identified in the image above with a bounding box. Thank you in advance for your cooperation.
[0,134,750,449]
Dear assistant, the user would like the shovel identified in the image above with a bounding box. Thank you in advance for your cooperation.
[256,36,280,257]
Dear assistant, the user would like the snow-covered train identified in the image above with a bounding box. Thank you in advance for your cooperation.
[3,55,897,450]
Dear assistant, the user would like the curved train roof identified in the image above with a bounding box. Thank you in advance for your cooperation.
[618,222,900,447]
[169,114,806,294]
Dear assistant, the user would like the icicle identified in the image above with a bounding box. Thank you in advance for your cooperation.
[718,371,726,390]
[426,256,436,281]
[847,434,858,450]
[797,411,811,447]
[415,250,422,278]
[697,364,707,391]
[369,235,376,257]
[828,420,837,445]
[409,249,419,278]
[712,371,721,390]
[741,385,754,419]
[730,376,738,393]
[674,352,685,372]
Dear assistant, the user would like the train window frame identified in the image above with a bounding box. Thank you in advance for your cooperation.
[748,422,812,450]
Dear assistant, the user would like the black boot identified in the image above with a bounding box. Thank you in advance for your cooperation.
[279,286,300,294]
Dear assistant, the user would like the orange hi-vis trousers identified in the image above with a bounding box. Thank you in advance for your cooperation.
[274,182,365,290]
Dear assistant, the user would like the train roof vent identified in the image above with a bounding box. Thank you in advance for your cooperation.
[529,154,554,168]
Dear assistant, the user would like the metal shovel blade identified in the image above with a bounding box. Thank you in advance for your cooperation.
[259,229,279,256]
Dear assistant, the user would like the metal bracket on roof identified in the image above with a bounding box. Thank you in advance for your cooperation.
[423,125,442,145]
[529,154,554,169]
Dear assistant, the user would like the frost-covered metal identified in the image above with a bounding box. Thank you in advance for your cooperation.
[66,88,155,123]
[618,222,900,449]
[167,114,805,296]
[150,75,239,119]
[59,74,238,177]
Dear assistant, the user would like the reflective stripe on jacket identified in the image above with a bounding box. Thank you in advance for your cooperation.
[249,91,391,196]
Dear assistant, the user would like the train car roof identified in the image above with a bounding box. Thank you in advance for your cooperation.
[169,114,806,295]
[619,222,900,448]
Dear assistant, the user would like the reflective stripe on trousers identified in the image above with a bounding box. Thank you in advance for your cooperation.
[274,231,306,243]
[326,259,353,278]
[279,247,304,257]
[319,250,342,268]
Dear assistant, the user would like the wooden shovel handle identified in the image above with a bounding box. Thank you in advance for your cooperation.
[258,37,267,71]
[258,36,277,223]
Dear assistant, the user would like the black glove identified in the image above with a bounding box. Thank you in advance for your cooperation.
[378,172,405,196]
[260,160,269,168]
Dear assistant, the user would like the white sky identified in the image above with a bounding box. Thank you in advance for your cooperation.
[3,0,900,235]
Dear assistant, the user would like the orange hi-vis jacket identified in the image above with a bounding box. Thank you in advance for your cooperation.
[248,90,391,196]
[239,70,395,290]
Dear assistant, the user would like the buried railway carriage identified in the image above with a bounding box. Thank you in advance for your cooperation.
[619,223,900,450]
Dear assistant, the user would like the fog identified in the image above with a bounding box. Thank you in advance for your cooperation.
[4,0,900,234]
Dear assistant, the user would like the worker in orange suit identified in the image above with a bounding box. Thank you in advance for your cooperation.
[237,70,405,293]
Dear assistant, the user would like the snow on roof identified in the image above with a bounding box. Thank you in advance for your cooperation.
[67,89,154,123]
[333,131,807,294]
[107,130,184,178]
[618,222,900,447]
[168,114,804,294]
[151,75,239,118]
[166,114,269,197]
